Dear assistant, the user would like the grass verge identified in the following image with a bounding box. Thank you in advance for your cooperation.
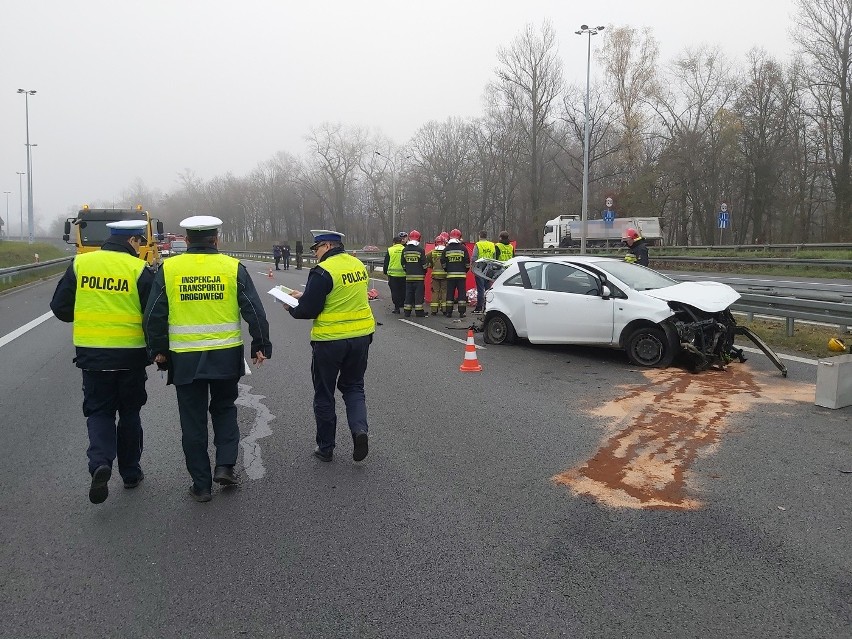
[734,316,849,360]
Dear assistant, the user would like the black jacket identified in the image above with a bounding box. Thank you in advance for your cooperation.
[143,244,272,385]
[401,242,427,280]
[50,239,155,370]
[626,238,650,266]
[288,246,341,320]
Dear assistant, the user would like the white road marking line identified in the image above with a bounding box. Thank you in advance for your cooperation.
[0,311,54,349]
[738,345,817,366]
[399,318,484,349]
[236,382,275,480]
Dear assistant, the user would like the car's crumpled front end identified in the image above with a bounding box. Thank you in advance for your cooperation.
[666,303,744,371]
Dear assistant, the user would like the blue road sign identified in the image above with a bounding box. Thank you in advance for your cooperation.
[603,209,615,223]
[718,211,730,229]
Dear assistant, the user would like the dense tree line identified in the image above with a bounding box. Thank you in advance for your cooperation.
[58,0,852,248]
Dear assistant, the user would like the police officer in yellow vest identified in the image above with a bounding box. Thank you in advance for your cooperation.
[472,230,496,314]
[50,219,154,504]
[143,216,272,503]
[495,230,515,261]
[382,231,407,313]
[284,230,374,463]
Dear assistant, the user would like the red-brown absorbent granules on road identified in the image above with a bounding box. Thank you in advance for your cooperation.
[552,365,813,510]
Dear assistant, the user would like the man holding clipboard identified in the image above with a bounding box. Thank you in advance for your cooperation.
[277,230,374,463]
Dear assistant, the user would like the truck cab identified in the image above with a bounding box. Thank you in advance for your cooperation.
[63,204,164,267]
[543,215,580,248]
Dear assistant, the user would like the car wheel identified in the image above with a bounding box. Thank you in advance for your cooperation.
[483,313,516,345]
[626,326,674,367]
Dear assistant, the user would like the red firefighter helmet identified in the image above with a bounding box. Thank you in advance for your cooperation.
[408,230,421,241]
[435,235,444,245]
[624,227,640,240]
[449,228,462,239]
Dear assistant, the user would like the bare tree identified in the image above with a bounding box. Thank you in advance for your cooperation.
[599,25,660,187]
[493,21,564,224]
[794,0,852,239]
[408,117,476,235]
[305,123,367,235]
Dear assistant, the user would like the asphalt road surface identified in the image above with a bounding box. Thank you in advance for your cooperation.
[0,263,849,638]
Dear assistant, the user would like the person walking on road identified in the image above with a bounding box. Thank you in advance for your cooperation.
[282,244,291,270]
[282,230,375,463]
[143,215,272,503]
[402,230,428,317]
[383,231,407,314]
[426,234,448,316]
[441,228,470,318]
[273,244,282,270]
[50,220,154,504]
[472,230,496,314]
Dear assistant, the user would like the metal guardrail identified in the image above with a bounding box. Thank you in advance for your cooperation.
[517,248,852,270]
[733,293,852,336]
[0,256,72,287]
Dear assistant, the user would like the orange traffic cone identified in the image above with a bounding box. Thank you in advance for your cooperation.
[267,266,274,279]
[459,329,482,372]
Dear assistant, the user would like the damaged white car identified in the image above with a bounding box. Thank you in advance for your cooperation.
[475,256,785,374]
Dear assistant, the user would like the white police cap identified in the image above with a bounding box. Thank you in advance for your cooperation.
[180,215,223,231]
[309,229,345,250]
[106,220,148,235]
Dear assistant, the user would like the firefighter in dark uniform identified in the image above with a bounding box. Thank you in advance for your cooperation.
[623,227,649,266]
[441,228,470,318]
[401,230,428,317]
[283,230,375,463]
[382,231,407,313]
[50,220,154,504]
[426,234,448,316]
[143,215,272,503]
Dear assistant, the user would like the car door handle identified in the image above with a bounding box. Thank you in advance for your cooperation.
[532,299,549,305]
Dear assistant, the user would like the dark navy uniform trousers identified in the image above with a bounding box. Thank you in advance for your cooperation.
[175,378,240,490]
[311,335,371,454]
[81,368,147,481]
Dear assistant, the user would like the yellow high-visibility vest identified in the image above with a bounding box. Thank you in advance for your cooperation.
[386,244,405,277]
[496,242,515,261]
[73,250,146,348]
[312,253,375,341]
[163,253,242,352]
[475,240,496,260]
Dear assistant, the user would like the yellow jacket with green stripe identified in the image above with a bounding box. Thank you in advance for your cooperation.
[161,253,242,352]
[50,239,154,370]
[288,247,375,342]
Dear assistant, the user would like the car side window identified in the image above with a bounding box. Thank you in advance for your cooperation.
[542,263,598,295]
[504,272,525,287]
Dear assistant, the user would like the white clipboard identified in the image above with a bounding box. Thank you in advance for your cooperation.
[268,286,299,307]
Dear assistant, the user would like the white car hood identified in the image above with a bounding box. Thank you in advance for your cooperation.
[643,281,740,312]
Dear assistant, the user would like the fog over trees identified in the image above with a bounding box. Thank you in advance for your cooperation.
[53,0,852,248]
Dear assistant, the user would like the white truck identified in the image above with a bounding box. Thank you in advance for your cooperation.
[543,215,662,248]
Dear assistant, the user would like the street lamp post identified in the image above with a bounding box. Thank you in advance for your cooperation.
[3,191,10,238]
[17,89,36,244]
[574,25,604,255]
[374,151,411,238]
[16,172,25,241]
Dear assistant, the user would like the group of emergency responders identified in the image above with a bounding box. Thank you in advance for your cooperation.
[382,229,515,318]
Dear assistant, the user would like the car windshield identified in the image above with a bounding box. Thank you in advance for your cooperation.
[171,240,187,251]
[77,220,112,247]
[592,260,677,291]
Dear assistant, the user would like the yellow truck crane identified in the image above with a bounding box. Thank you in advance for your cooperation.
[63,204,164,267]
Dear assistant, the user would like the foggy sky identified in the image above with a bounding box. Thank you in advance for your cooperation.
[0,0,797,235]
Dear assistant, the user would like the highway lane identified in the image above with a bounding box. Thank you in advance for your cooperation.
[0,264,850,638]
